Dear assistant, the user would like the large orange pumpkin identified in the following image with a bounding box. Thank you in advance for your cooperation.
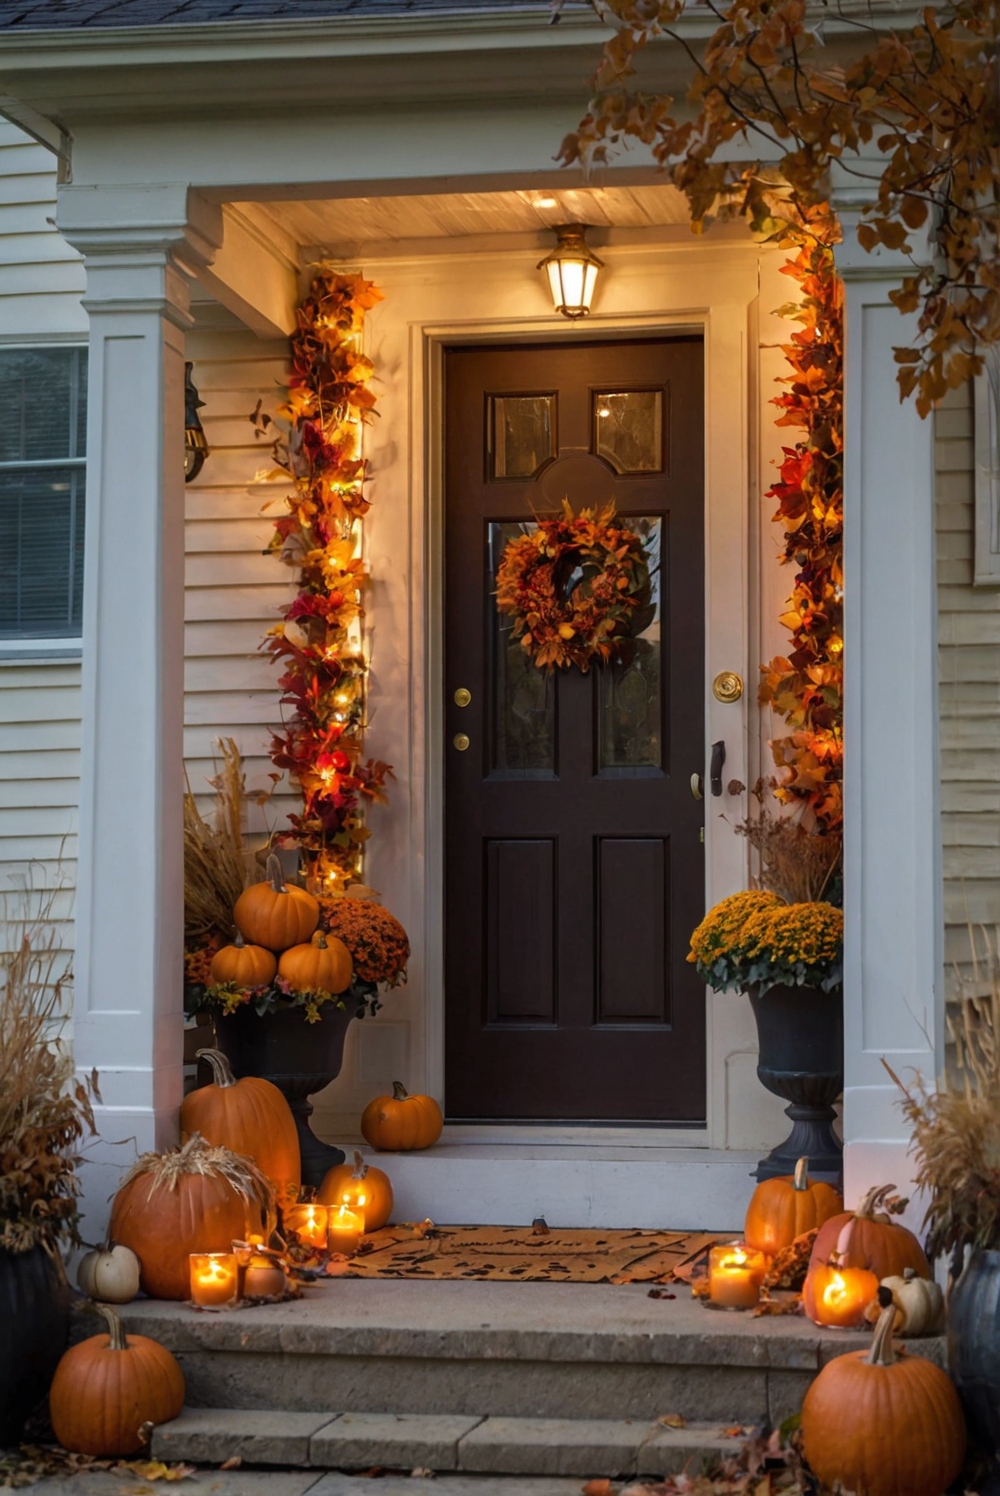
[109,1135,274,1300]
[278,931,353,995]
[361,1082,443,1151]
[180,1048,300,1204]
[807,1183,931,1283]
[801,1302,966,1496]
[49,1304,184,1457]
[319,1149,394,1230]
[234,853,319,952]
[744,1156,843,1256]
[210,933,277,988]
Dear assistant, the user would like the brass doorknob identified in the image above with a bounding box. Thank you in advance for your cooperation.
[453,733,470,752]
[712,671,744,703]
[454,687,472,707]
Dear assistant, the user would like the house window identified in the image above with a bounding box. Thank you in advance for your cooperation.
[0,346,87,639]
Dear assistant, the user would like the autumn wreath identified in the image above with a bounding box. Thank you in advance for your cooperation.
[495,501,652,672]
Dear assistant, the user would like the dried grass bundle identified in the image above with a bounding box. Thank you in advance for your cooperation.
[184,739,262,945]
[0,877,97,1254]
[117,1132,275,1219]
[889,925,1000,1263]
[736,787,841,903]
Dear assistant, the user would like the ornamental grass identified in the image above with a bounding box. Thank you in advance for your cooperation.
[183,738,264,946]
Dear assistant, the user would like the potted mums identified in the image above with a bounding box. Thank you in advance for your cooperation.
[688,887,843,1181]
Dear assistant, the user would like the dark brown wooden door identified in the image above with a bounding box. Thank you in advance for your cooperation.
[444,337,705,1122]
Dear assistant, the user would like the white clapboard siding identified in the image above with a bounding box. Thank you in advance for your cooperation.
[936,380,1000,981]
[0,119,86,338]
[183,326,297,846]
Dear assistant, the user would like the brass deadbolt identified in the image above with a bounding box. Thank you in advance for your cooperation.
[454,687,472,708]
[453,733,470,752]
[712,671,744,704]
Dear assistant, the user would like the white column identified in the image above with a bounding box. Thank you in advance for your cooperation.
[836,221,943,1217]
[57,186,221,1239]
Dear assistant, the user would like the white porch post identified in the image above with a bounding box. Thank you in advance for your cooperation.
[837,221,943,1214]
[57,187,221,1239]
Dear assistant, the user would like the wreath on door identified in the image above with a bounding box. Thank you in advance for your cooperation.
[495,501,653,673]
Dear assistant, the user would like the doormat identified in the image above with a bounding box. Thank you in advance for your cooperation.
[325,1223,725,1284]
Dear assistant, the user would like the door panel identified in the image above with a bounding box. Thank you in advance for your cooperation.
[444,337,705,1122]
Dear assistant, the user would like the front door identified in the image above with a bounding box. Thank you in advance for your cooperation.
[444,337,705,1122]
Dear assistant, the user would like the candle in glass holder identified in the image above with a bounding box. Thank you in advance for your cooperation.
[708,1243,767,1309]
[189,1252,240,1308]
[285,1203,329,1250]
[806,1263,879,1328]
[327,1202,364,1257]
[244,1253,287,1299]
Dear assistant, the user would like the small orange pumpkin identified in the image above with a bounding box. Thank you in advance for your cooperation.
[210,933,277,989]
[807,1183,931,1283]
[319,1149,394,1230]
[49,1304,185,1457]
[234,853,319,952]
[180,1048,300,1204]
[361,1082,443,1152]
[744,1156,843,1256]
[278,930,353,995]
[801,1302,966,1496]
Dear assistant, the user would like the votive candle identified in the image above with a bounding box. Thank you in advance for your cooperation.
[327,1202,364,1257]
[285,1203,329,1250]
[708,1243,767,1309]
[189,1252,240,1308]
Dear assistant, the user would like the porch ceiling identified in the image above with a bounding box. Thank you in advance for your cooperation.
[241,183,692,259]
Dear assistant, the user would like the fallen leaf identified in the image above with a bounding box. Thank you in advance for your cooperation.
[410,1468,434,1478]
[647,1287,676,1299]
[219,1456,242,1470]
[581,1481,614,1496]
[657,1413,687,1428]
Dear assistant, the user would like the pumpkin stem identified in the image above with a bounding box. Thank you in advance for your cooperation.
[351,1149,368,1180]
[867,1303,899,1367]
[856,1183,901,1220]
[91,1302,128,1351]
[793,1156,809,1191]
[196,1048,237,1089]
[315,932,329,949]
[233,932,246,950]
[266,852,286,893]
[392,1081,409,1101]
[902,1266,916,1281]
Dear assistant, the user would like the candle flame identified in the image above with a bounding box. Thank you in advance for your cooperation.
[821,1270,849,1308]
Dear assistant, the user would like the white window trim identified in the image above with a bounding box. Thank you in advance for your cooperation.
[974,349,1000,585]
[0,340,88,649]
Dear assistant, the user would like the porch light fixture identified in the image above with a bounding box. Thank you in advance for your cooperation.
[184,361,209,482]
[538,223,604,320]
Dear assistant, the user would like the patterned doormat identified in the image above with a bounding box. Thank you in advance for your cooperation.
[326,1223,724,1284]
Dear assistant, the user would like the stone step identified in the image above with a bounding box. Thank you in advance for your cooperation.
[151,1406,741,1478]
[120,1280,941,1429]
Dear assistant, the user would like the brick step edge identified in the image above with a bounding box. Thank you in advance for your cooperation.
[151,1407,746,1478]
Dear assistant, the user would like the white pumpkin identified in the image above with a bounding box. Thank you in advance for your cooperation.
[76,1242,141,1304]
[880,1266,945,1336]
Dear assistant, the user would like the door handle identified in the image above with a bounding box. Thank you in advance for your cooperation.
[710,740,726,797]
[690,773,704,801]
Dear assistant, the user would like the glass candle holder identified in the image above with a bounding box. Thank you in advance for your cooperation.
[285,1203,329,1251]
[708,1243,767,1309]
[189,1252,240,1309]
[327,1202,364,1258]
[243,1253,287,1299]
[808,1264,880,1328]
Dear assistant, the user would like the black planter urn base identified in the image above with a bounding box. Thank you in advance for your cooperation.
[748,983,844,1185]
[949,1248,1000,1491]
[0,1245,71,1446]
[214,1003,355,1189]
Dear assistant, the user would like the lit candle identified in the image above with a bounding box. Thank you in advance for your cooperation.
[285,1203,329,1251]
[327,1201,364,1258]
[807,1263,880,1328]
[708,1243,767,1309]
[189,1252,240,1309]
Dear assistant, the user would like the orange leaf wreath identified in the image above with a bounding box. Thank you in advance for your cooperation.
[495,501,652,673]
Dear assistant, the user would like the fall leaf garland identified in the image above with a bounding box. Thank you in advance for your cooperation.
[253,268,390,892]
[759,231,844,836]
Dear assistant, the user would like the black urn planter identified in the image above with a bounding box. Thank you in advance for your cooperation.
[214,1003,355,1188]
[0,1245,71,1447]
[949,1249,1000,1493]
[748,982,843,1184]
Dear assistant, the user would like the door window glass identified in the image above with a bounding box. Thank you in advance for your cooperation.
[489,394,556,479]
[488,521,556,776]
[597,516,663,772]
[594,389,663,474]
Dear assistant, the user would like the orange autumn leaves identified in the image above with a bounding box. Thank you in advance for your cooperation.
[760,234,844,835]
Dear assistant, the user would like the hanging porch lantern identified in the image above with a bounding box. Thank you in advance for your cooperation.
[184,361,209,482]
[538,223,604,320]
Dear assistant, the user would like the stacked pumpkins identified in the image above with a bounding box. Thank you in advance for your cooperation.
[212,852,354,999]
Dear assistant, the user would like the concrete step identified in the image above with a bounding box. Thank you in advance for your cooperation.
[120,1280,942,1430]
[151,1405,741,1477]
[24,1474,611,1496]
